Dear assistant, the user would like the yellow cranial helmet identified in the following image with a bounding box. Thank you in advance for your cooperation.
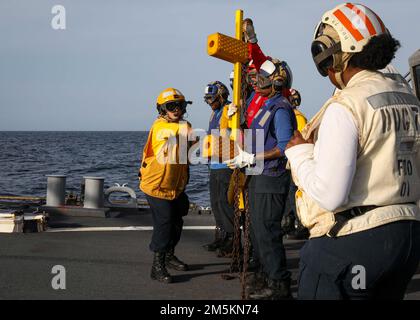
[156,88,192,115]
[156,88,186,105]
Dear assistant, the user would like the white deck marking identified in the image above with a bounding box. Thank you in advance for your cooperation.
[46,226,217,232]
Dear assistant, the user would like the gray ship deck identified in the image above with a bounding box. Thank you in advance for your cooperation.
[0,209,419,300]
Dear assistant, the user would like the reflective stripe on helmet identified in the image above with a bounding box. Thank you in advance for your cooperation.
[162,90,176,99]
[332,3,386,43]
[317,3,387,53]
[345,3,377,36]
[157,88,186,105]
[372,9,386,33]
[333,9,364,42]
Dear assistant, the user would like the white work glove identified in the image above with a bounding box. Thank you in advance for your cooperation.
[243,18,258,44]
[227,103,238,118]
[224,149,255,169]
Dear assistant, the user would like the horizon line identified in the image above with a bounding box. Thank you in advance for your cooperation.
[0,130,150,132]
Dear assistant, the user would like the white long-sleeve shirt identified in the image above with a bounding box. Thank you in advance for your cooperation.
[285,103,359,212]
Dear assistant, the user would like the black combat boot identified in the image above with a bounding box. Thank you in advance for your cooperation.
[150,252,172,283]
[165,248,189,271]
[203,226,225,251]
[217,233,234,258]
[246,269,267,295]
[249,278,293,300]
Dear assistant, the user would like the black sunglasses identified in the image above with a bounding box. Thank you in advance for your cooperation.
[165,101,187,112]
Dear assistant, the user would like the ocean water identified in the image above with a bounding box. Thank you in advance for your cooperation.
[0,131,211,206]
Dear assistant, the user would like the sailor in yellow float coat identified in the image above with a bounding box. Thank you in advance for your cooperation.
[139,87,192,284]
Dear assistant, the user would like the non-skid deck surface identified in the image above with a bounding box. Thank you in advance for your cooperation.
[0,211,419,300]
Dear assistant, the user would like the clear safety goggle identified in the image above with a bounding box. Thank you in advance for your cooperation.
[204,84,219,104]
[204,84,220,103]
[204,84,219,96]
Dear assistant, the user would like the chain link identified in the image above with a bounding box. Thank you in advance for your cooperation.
[225,62,252,299]
[230,169,242,274]
[241,188,251,300]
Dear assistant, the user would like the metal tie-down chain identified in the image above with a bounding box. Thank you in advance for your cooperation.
[225,63,252,300]
[230,169,242,274]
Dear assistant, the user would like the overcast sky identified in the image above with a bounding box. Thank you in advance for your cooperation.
[0,0,419,131]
